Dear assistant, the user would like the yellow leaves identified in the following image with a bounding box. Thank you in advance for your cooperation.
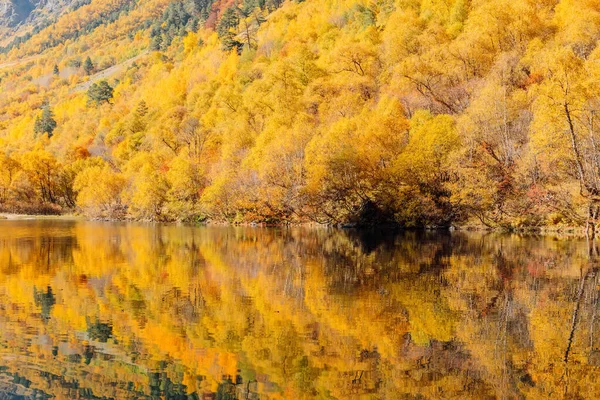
[554,0,600,55]
[528,45,590,170]
[458,67,530,164]
[217,51,241,82]
[163,152,203,220]
[419,0,453,23]
[447,0,467,34]
[183,32,201,55]
[394,110,459,182]
[238,117,311,214]
[302,97,411,222]
[305,117,359,190]
[331,40,380,79]
[360,95,409,160]
[0,154,19,202]
[73,159,126,218]
[122,152,169,220]
[167,152,200,199]
[1,0,600,226]
[20,147,58,177]
[200,171,240,220]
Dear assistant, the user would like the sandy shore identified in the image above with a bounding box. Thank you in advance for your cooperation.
[0,213,81,220]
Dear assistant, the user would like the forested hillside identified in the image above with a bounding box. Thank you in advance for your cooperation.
[0,0,599,228]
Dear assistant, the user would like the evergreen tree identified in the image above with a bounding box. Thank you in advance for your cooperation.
[34,105,58,138]
[218,7,243,51]
[130,100,148,133]
[217,7,239,37]
[151,1,203,50]
[87,81,114,106]
[136,100,148,117]
[83,56,94,75]
[53,64,59,75]
[150,34,163,51]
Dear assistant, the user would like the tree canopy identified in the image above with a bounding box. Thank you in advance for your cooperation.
[0,0,600,228]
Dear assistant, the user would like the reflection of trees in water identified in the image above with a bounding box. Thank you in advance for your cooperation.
[34,286,55,322]
[320,231,456,294]
[556,243,600,398]
[149,370,189,399]
[0,371,52,399]
[129,284,148,329]
[86,320,113,343]
[0,232,78,276]
[442,236,600,398]
[4,223,600,397]
[474,248,535,397]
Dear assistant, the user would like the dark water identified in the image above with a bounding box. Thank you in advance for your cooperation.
[0,219,599,399]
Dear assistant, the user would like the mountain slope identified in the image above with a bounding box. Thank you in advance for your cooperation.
[0,0,33,27]
[0,0,599,229]
[0,0,80,41]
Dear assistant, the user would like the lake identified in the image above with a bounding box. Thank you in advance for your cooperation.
[0,219,598,399]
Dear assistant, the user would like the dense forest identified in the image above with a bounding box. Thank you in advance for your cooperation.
[0,0,599,228]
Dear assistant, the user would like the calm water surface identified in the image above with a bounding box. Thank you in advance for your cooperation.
[0,219,599,399]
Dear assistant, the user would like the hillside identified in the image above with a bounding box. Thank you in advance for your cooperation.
[0,0,80,43]
[0,0,78,25]
[0,0,599,229]
[0,0,35,28]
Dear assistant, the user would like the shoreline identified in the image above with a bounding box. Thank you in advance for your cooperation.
[0,213,83,221]
[0,213,597,237]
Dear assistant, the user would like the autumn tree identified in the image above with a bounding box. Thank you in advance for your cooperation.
[20,149,61,205]
[74,161,127,218]
[0,155,19,204]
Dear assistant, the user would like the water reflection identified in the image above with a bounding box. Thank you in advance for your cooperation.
[0,220,599,398]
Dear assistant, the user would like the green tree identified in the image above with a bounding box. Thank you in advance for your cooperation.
[34,105,58,138]
[150,35,163,51]
[217,7,243,51]
[87,81,114,106]
[83,56,94,75]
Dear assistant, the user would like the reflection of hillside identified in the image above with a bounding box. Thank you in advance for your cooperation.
[0,221,598,398]
[0,220,79,276]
